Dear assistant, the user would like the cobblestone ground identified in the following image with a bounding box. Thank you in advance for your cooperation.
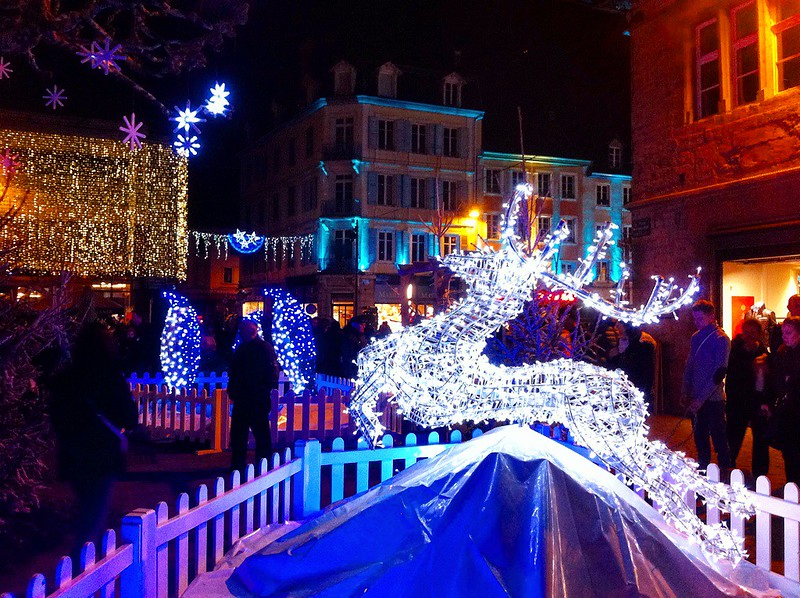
[0,416,791,596]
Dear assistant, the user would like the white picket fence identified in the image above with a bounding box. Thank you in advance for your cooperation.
[130,371,361,451]
[5,428,800,598]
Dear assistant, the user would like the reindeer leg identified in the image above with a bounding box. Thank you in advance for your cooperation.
[349,365,390,448]
[561,364,753,562]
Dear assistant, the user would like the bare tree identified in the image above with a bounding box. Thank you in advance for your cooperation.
[0,0,249,112]
[0,160,73,557]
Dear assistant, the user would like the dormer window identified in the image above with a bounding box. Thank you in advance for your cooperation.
[377,62,401,98]
[442,72,465,107]
[609,139,623,169]
[332,60,356,96]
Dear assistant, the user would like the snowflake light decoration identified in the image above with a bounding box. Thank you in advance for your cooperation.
[77,43,100,68]
[119,113,146,150]
[171,100,205,134]
[0,57,12,80]
[94,38,125,75]
[43,85,67,110]
[1,148,20,176]
[173,134,200,158]
[228,229,264,254]
[77,39,125,75]
[204,82,231,116]
[349,183,753,563]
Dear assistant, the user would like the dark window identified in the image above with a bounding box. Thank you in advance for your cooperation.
[733,2,760,104]
[411,124,427,153]
[378,120,394,150]
[335,175,353,212]
[696,18,721,118]
[775,0,800,91]
[287,186,296,217]
[443,127,458,157]
[223,267,233,283]
[485,169,501,194]
[305,126,315,157]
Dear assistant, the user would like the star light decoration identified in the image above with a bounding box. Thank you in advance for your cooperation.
[204,82,231,116]
[1,148,20,176]
[173,134,200,158]
[160,291,201,389]
[119,113,146,150]
[77,39,126,75]
[0,57,12,80]
[228,229,264,254]
[349,183,754,564]
[172,101,205,134]
[43,85,67,110]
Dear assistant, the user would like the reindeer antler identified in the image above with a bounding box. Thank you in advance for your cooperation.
[537,219,700,325]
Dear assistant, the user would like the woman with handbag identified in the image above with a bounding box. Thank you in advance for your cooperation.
[765,316,800,485]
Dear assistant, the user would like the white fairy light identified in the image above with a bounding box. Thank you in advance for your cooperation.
[349,183,752,563]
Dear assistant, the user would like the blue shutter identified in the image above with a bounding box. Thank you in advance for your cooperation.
[401,174,411,207]
[367,228,377,268]
[367,117,378,149]
[458,128,469,159]
[426,124,436,155]
[396,119,411,152]
[429,233,439,257]
[395,230,407,265]
[429,178,438,210]
[393,175,403,207]
[367,172,378,205]
[433,124,444,155]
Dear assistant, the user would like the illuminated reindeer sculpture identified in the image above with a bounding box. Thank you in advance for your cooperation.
[349,183,754,562]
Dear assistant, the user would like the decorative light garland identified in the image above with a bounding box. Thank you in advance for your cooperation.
[349,183,753,563]
[0,128,188,279]
[190,230,313,264]
[160,291,201,389]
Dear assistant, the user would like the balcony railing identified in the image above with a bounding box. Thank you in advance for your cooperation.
[322,143,360,161]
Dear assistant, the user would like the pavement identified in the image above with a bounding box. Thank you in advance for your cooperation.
[0,414,789,597]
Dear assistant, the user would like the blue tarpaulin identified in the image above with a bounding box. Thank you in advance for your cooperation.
[185,426,795,597]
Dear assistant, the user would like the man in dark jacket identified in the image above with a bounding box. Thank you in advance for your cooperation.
[228,319,279,473]
[682,300,732,472]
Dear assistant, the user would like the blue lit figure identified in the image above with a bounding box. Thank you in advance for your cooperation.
[264,288,317,393]
[228,229,265,254]
[160,291,201,389]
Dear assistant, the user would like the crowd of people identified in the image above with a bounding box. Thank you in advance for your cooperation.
[682,296,800,485]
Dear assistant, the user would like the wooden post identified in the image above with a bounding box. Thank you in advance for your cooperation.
[292,439,321,518]
[196,388,224,455]
[120,508,156,598]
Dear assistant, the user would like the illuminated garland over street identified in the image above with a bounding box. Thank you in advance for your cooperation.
[190,230,313,264]
[350,183,753,563]
[160,291,201,389]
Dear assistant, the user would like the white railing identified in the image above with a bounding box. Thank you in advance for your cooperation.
[5,428,800,598]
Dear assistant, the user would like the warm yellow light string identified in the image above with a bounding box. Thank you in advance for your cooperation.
[0,129,188,280]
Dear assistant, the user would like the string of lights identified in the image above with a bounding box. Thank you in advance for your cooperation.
[160,291,201,389]
[264,288,316,393]
[190,229,314,264]
[0,128,188,279]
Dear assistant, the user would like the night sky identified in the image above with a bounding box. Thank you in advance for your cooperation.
[0,0,630,229]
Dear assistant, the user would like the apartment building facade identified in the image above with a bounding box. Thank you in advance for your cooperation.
[241,61,631,329]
